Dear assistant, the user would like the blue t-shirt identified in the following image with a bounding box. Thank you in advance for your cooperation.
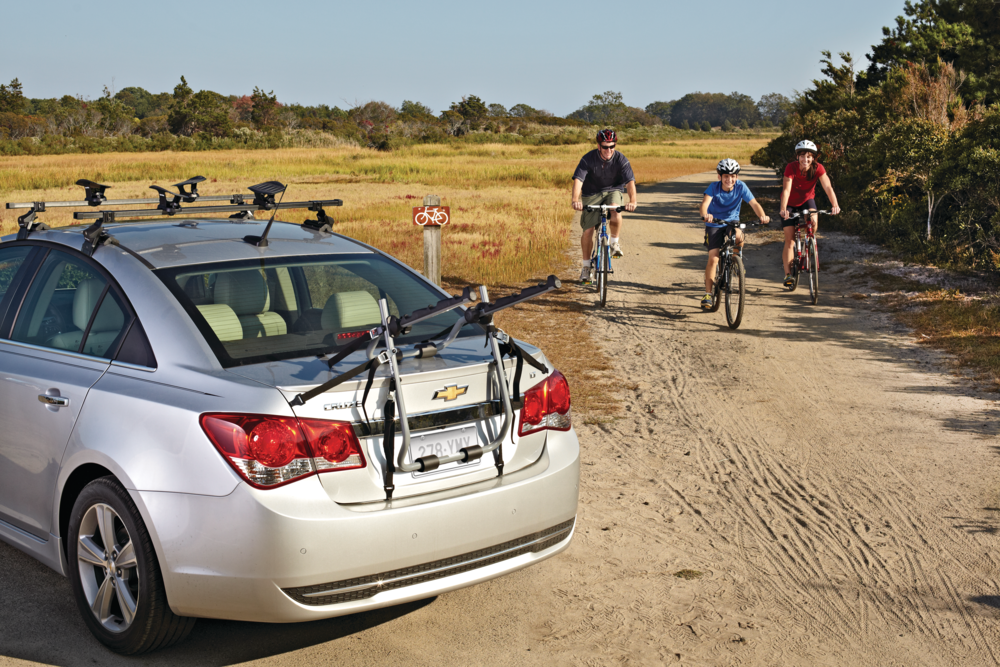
[704,180,754,227]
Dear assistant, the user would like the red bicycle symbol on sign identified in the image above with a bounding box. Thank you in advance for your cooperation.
[412,206,450,226]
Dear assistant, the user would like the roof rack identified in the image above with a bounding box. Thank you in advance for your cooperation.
[5,177,343,253]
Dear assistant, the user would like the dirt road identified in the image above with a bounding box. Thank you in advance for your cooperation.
[3,167,1000,666]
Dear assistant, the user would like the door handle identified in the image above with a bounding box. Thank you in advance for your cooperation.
[38,394,70,407]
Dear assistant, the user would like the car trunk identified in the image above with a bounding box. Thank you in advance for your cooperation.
[227,335,550,503]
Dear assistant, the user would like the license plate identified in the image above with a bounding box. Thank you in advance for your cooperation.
[406,424,481,476]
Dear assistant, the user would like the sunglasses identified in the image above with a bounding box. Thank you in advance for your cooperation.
[599,144,616,150]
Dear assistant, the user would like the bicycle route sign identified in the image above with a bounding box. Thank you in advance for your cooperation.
[412,206,450,226]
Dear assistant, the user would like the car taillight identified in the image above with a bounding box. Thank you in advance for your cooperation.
[200,413,366,489]
[518,370,572,437]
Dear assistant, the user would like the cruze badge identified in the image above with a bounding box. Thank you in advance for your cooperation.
[433,385,468,402]
[324,400,362,411]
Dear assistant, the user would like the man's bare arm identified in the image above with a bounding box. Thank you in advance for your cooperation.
[572,179,583,211]
[625,181,637,212]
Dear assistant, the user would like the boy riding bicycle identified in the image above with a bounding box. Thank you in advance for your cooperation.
[699,159,770,309]
[571,129,638,283]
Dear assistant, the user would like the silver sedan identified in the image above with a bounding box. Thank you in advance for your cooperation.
[0,214,579,653]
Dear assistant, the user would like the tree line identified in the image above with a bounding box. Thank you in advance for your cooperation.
[0,75,783,156]
[752,0,1000,274]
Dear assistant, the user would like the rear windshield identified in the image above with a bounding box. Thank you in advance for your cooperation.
[157,253,480,367]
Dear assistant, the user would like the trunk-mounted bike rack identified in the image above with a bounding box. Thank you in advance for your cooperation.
[290,275,561,499]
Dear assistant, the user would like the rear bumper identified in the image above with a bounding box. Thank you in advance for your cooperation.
[139,428,579,622]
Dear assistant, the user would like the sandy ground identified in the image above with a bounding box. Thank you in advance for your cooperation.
[4,167,1000,666]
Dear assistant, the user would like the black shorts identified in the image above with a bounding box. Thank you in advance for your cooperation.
[705,225,731,251]
[783,199,816,228]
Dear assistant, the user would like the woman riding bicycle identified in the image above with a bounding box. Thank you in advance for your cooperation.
[699,159,769,310]
[778,140,841,287]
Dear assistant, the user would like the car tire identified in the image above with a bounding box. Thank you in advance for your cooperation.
[67,476,195,654]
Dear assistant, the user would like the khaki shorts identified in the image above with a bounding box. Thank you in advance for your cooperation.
[580,190,625,230]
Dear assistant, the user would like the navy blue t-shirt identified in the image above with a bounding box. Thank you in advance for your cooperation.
[573,150,635,196]
[704,180,754,227]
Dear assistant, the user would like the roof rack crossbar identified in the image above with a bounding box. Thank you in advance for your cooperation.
[6,178,343,247]
[72,198,343,221]
[6,175,281,210]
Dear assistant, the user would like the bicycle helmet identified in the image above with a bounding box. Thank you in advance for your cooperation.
[716,158,741,174]
[596,129,617,143]
[795,140,818,154]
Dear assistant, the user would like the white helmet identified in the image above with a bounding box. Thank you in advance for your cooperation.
[795,140,818,154]
[716,158,741,174]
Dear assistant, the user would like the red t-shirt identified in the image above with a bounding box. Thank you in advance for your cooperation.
[783,162,826,207]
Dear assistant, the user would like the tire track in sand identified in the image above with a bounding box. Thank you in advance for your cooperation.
[551,167,1000,665]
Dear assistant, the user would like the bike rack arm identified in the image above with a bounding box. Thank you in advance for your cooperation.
[388,287,474,337]
[464,275,561,324]
[393,285,516,474]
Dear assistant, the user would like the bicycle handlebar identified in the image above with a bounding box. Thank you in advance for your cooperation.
[785,209,834,221]
[584,204,625,212]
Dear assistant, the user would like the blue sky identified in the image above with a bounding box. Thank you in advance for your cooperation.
[1,0,905,116]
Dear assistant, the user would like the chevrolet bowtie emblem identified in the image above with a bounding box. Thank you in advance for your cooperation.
[433,384,468,401]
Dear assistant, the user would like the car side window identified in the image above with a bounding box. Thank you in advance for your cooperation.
[0,246,32,301]
[10,250,128,358]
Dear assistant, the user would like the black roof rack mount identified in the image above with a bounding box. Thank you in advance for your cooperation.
[5,177,343,246]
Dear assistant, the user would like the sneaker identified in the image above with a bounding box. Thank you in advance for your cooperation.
[610,241,623,259]
[579,266,593,284]
[783,274,795,287]
[700,294,713,310]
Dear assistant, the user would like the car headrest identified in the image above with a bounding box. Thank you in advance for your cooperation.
[321,291,380,331]
[214,271,270,316]
[73,279,124,332]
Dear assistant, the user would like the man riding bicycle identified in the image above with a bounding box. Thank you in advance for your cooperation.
[571,129,638,283]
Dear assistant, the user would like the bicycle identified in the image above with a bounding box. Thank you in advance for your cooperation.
[706,221,750,330]
[583,204,623,308]
[783,209,831,305]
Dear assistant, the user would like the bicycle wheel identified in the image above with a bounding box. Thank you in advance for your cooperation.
[709,252,723,312]
[725,255,746,329]
[598,242,610,307]
[808,239,819,304]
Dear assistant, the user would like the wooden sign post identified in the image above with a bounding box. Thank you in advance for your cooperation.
[412,195,450,286]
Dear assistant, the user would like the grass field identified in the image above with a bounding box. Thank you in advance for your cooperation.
[0,138,769,286]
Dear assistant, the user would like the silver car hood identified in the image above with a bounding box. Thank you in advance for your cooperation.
[225,335,540,391]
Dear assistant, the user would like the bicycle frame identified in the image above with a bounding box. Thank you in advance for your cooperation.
[790,214,816,272]
[584,204,622,307]
[785,209,829,303]
[708,221,750,329]
[713,223,742,297]
[585,206,618,271]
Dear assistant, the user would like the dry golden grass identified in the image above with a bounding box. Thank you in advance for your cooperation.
[0,139,770,287]
[893,290,1000,390]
